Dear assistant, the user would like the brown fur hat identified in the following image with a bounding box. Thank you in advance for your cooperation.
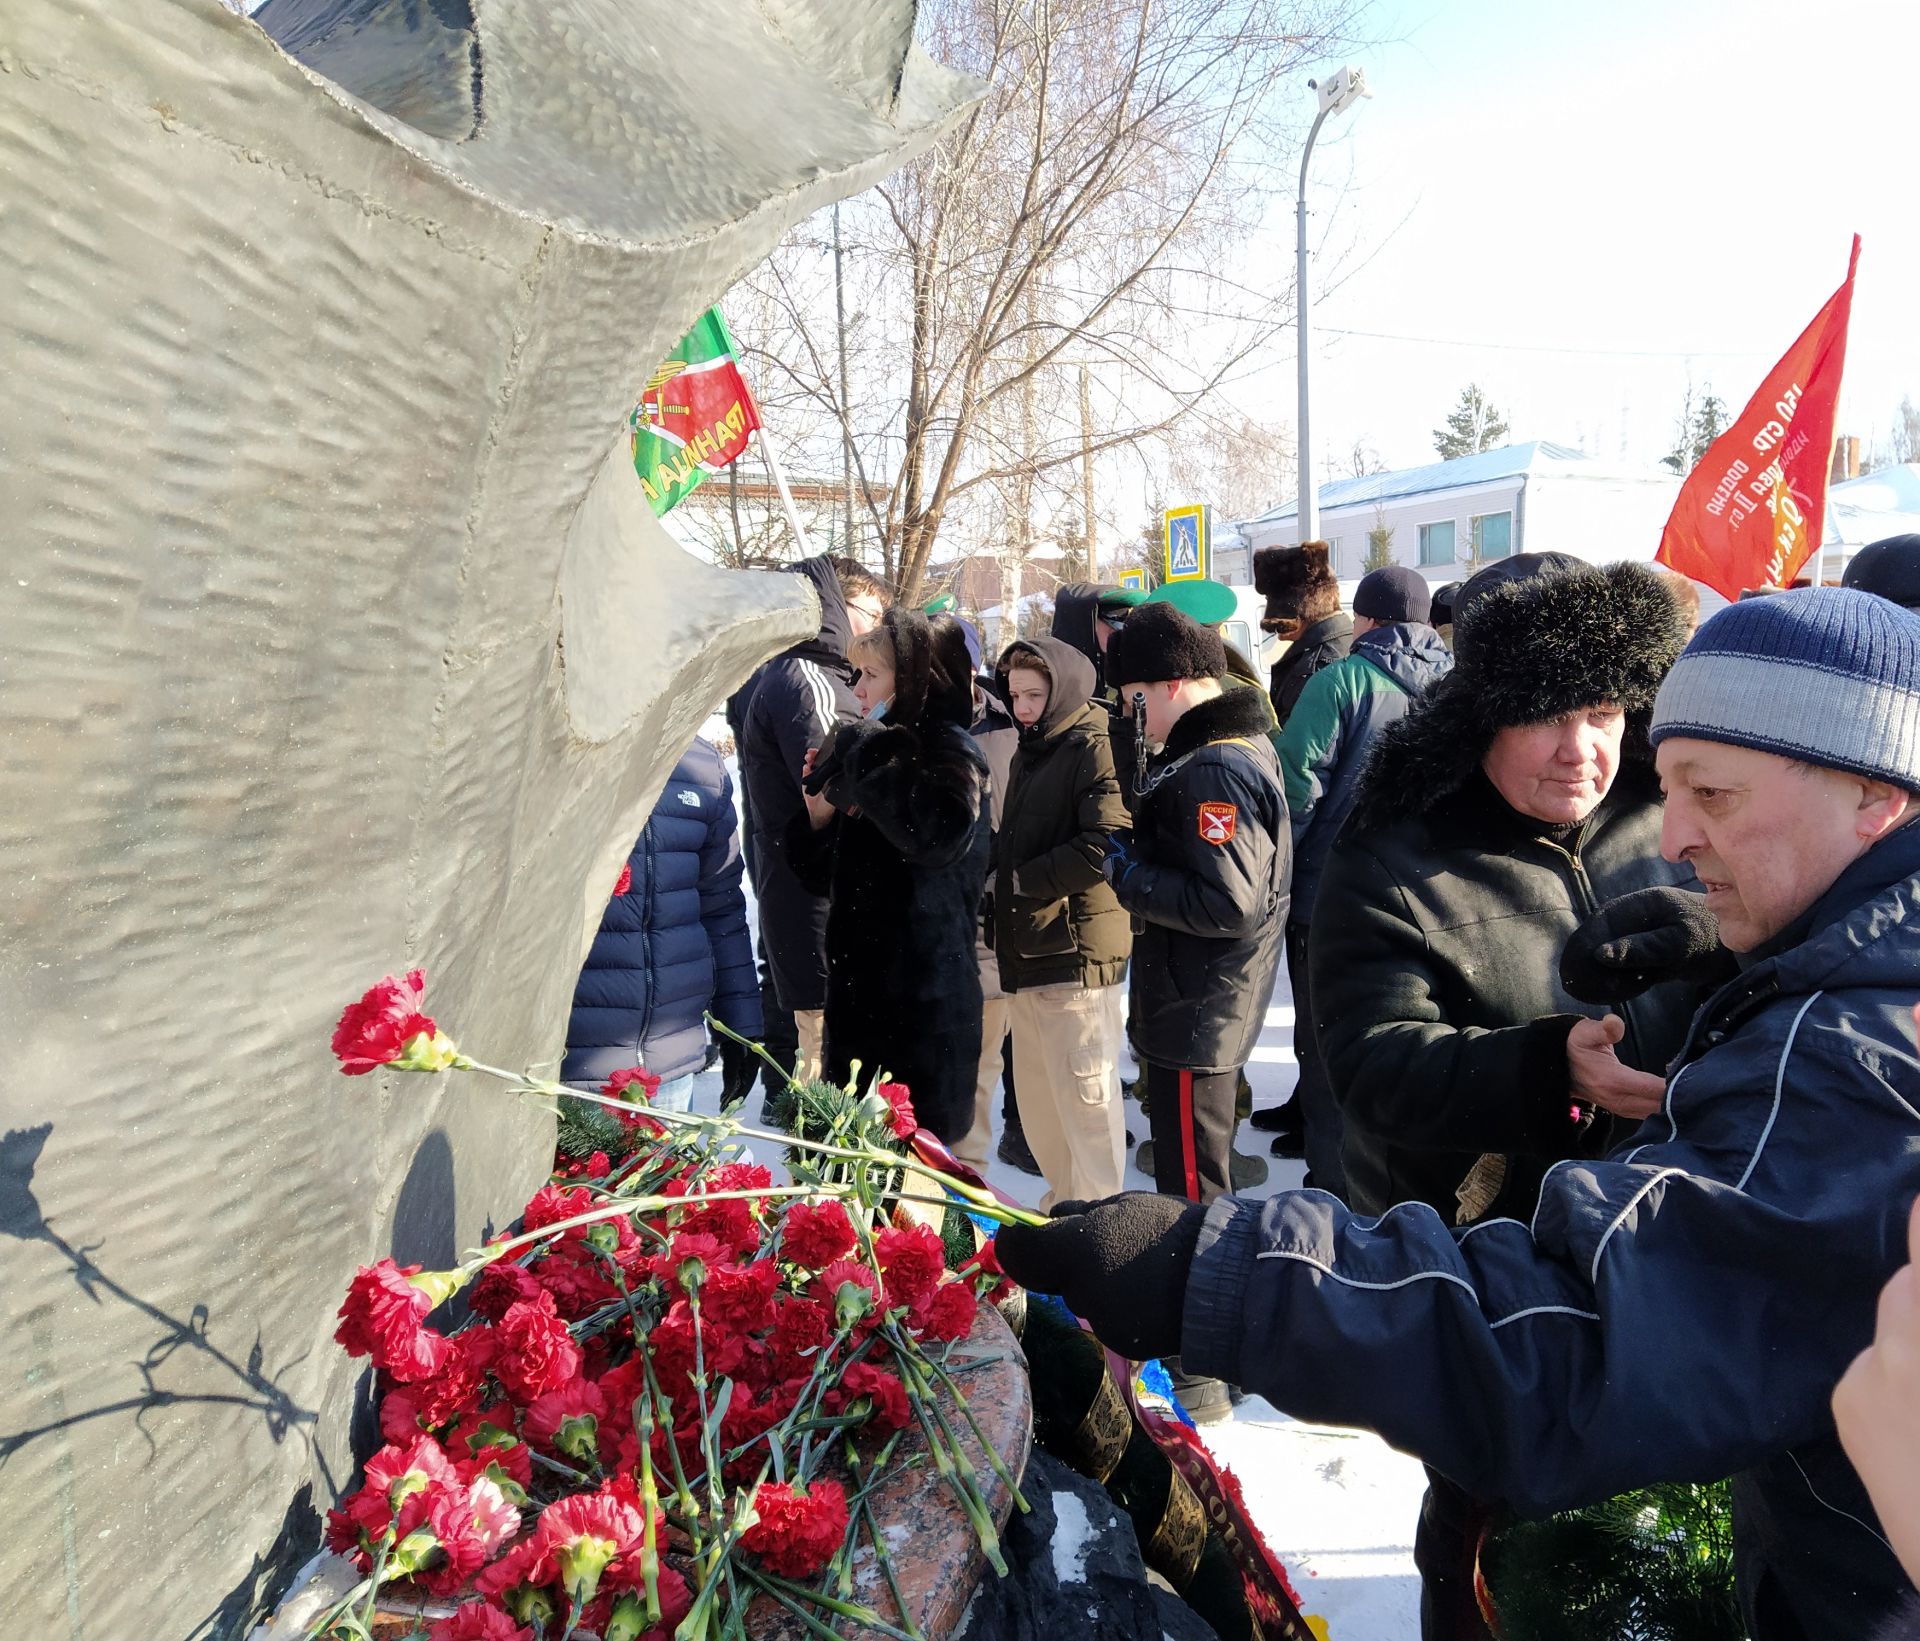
[1252,541,1341,636]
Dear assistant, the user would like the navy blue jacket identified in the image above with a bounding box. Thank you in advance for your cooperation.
[733,557,861,1013]
[1185,819,1920,1641]
[563,738,762,1087]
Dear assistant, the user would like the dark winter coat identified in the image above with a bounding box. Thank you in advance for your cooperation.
[1187,817,1920,1641]
[563,738,762,1087]
[735,556,861,1013]
[1312,754,1698,1224]
[1114,686,1289,1075]
[1268,611,1354,727]
[1277,622,1454,920]
[971,683,1020,996]
[991,638,1132,992]
[1053,583,1142,809]
[789,715,990,1142]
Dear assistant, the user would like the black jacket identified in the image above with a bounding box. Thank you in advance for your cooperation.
[1188,817,1920,1641]
[991,638,1132,992]
[789,715,990,1142]
[1268,611,1353,727]
[1113,687,1290,1075]
[1053,583,1142,809]
[1312,755,1698,1223]
[735,556,860,1013]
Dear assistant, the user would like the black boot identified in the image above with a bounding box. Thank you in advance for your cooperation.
[997,1124,1042,1176]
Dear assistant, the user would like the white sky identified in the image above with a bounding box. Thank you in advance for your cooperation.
[1236,0,1920,482]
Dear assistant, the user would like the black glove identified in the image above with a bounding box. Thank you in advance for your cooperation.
[1560,885,1729,1005]
[993,1192,1205,1361]
[715,1034,758,1109]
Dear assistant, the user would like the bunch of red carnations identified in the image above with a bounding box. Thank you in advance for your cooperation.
[307,972,1027,1641]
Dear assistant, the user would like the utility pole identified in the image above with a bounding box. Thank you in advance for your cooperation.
[1079,364,1097,582]
[833,202,855,558]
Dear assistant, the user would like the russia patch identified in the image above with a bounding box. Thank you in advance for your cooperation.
[1197,802,1237,845]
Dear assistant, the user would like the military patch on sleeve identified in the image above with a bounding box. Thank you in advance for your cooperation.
[1197,802,1237,845]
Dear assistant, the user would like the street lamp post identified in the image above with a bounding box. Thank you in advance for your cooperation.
[1296,66,1370,547]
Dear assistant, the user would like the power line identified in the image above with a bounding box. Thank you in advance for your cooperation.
[1317,325,1769,361]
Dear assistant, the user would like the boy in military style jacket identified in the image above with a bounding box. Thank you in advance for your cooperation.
[1103,602,1291,1206]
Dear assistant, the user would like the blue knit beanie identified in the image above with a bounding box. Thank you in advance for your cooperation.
[1649,586,1920,789]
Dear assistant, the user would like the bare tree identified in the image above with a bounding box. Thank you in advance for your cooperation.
[728,0,1366,598]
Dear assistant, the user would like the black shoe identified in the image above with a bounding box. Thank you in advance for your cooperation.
[1169,1368,1237,1426]
[1121,1075,1141,1103]
[1229,1148,1269,1190]
[997,1127,1042,1176]
[1135,1138,1154,1177]
[1249,1100,1302,1136]
[1268,1130,1307,1160]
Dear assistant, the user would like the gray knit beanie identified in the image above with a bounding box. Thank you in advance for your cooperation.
[1649,586,1920,789]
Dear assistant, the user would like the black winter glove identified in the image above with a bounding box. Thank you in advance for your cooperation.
[1560,885,1730,1005]
[715,1034,758,1109]
[993,1192,1205,1362]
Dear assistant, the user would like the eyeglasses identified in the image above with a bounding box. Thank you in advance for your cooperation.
[848,599,886,625]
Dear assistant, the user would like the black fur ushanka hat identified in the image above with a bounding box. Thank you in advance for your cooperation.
[1349,559,1689,831]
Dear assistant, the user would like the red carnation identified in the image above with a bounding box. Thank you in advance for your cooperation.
[379,1388,425,1444]
[602,1065,660,1103]
[917,1280,979,1344]
[332,969,438,1075]
[874,1081,917,1138]
[494,1289,583,1402]
[429,1604,534,1641]
[334,1258,452,1384]
[702,1259,780,1335]
[525,1376,606,1462]
[742,1479,850,1578]
[813,1259,881,1331]
[780,1200,857,1270]
[413,1329,499,1427]
[770,1296,833,1374]
[705,1161,774,1194]
[875,1224,946,1310]
[471,1259,545,1321]
[522,1183,593,1236]
[530,1488,650,1604]
[612,861,633,898]
[829,1362,910,1433]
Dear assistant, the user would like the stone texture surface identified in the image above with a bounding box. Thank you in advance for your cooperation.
[0,3,975,1636]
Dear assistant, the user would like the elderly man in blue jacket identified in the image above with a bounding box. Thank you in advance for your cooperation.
[999,587,1920,1641]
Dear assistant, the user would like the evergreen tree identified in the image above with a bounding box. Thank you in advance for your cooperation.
[1663,385,1730,474]
[1363,505,1395,570]
[1433,384,1511,460]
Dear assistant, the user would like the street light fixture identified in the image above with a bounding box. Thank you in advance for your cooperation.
[1296,65,1370,547]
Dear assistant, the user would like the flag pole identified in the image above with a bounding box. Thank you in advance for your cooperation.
[756,428,814,557]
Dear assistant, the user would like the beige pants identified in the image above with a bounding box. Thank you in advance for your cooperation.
[953,995,1012,1172]
[794,1008,825,1083]
[1009,982,1125,1209]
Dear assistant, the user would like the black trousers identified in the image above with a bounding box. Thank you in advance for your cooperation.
[1415,1468,1496,1641]
[1143,1062,1239,1205]
[756,953,799,1104]
[1286,920,1347,1199]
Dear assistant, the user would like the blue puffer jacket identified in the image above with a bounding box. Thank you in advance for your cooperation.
[563,738,762,1087]
[1185,818,1920,1641]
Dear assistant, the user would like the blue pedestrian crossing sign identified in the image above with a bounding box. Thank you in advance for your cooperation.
[1163,505,1209,582]
[1119,567,1147,591]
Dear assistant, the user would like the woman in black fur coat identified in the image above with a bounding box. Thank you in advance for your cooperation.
[790,610,990,1143]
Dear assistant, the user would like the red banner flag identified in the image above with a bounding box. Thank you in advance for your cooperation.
[1655,237,1861,600]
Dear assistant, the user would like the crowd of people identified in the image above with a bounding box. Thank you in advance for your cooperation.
[564,537,1920,1641]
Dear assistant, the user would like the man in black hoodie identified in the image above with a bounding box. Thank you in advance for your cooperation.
[1052,582,1146,809]
[733,554,889,1102]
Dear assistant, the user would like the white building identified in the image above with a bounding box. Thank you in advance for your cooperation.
[1234,441,1683,594]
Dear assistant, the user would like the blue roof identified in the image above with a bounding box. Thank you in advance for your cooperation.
[1243,440,1592,526]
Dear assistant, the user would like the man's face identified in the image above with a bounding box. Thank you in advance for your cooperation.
[1656,738,1907,951]
[1481,706,1625,825]
[845,593,886,638]
[1094,617,1116,654]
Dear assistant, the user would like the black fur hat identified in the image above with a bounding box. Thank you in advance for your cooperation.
[1252,541,1341,636]
[1106,601,1227,686]
[1350,559,1689,831]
